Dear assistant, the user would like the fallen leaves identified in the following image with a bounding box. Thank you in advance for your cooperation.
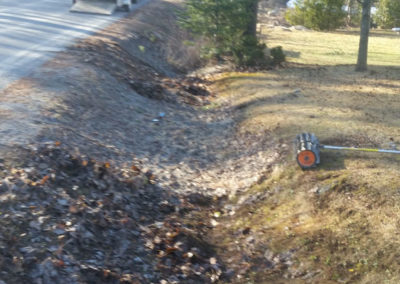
[131,164,140,172]
[0,143,186,283]
[40,175,49,185]
[141,216,224,283]
[0,142,229,283]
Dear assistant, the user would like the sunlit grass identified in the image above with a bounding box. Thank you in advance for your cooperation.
[210,28,400,283]
[263,27,400,66]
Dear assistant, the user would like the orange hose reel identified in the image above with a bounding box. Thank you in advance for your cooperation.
[295,133,320,169]
[295,132,400,169]
[297,150,317,168]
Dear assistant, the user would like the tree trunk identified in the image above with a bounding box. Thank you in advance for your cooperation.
[246,0,259,37]
[346,0,353,26]
[355,0,372,72]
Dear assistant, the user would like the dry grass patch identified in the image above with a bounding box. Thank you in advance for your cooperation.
[214,65,400,148]
[209,29,400,283]
[214,164,400,283]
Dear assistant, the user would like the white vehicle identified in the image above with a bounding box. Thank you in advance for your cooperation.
[392,27,400,34]
[70,0,136,15]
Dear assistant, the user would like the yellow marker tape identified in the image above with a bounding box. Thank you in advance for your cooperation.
[343,148,379,152]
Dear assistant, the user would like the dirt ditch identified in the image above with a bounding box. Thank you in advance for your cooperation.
[0,0,285,283]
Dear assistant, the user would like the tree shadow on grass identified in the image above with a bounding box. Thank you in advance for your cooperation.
[284,49,301,58]
[333,29,400,39]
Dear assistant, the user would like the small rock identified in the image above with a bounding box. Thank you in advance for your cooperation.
[245,236,255,244]
[210,219,218,227]
[57,199,68,206]
[223,268,235,280]
[318,184,332,194]
[0,181,9,192]
[264,249,274,261]
[82,229,94,239]
[38,163,48,170]
[167,275,179,284]
[309,186,319,194]
[20,246,36,254]
[128,176,145,190]
[187,193,212,206]
[210,257,217,265]
[293,25,309,31]
[53,228,65,235]
[214,188,226,197]
[310,184,332,194]
[29,220,41,230]
[47,246,58,252]
[154,236,162,244]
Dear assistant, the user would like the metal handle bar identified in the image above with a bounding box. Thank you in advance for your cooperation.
[321,145,400,155]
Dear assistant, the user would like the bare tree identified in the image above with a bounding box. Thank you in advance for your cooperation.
[355,0,372,71]
[346,0,360,26]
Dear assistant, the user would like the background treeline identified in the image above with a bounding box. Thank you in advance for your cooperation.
[286,0,400,30]
[179,0,397,67]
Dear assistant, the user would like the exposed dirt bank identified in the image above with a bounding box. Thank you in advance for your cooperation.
[0,0,283,283]
[1,0,280,199]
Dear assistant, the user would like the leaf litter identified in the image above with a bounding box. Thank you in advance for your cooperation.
[0,1,288,282]
[0,142,223,283]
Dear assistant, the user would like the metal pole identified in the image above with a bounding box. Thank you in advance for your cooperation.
[321,145,400,155]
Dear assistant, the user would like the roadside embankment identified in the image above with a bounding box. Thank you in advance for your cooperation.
[0,0,282,283]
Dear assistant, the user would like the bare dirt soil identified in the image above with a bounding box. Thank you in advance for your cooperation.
[1,0,278,199]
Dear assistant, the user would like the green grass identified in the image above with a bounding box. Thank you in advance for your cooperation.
[263,28,400,66]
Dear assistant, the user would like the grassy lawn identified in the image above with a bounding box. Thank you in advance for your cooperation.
[210,29,400,283]
[263,28,400,66]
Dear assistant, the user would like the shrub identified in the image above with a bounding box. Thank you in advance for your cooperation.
[231,36,269,66]
[376,0,400,28]
[270,46,286,65]
[286,0,346,31]
[179,0,268,67]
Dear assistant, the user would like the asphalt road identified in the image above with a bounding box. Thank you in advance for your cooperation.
[0,0,142,90]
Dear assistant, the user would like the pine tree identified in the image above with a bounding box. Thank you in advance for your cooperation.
[180,0,267,66]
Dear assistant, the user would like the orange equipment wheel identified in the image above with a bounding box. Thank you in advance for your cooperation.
[295,133,321,169]
[296,150,317,169]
